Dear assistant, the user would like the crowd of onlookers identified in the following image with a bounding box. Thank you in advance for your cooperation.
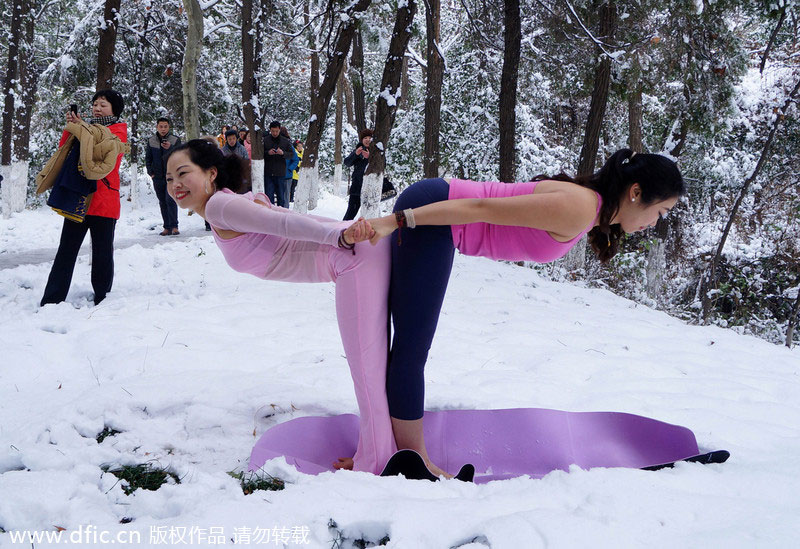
[147,119,305,234]
[38,85,371,308]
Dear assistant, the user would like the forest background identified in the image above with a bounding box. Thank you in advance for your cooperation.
[0,0,798,347]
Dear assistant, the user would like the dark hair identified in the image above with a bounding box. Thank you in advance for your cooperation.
[536,149,686,263]
[280,126,290,139]
[269,120,281,129]
[170,139,248,193]
[359,128,374,141]
[92,89,124,117]
[225,129,238,137]
[157,117,171,125]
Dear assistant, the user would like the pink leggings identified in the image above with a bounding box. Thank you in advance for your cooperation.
[330,237,396,473]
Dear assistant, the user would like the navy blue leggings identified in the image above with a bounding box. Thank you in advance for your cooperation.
[388,178,454,420]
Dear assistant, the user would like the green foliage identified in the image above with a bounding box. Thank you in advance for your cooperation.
[95,426,122,443]
[227,470,285,495]
[102,463,181,495]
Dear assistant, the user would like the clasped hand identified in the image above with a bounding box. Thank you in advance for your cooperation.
[341,215,399,246]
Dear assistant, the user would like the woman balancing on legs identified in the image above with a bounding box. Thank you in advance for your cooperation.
[367,149,686,477]
[165,139,396,474]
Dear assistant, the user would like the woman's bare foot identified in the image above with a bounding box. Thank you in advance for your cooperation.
[333,457,354,470]
[423,459,452,479]
[392,417,453,478]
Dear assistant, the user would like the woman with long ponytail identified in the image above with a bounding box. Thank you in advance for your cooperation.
[165,139,395,475]
[367,148,686,477]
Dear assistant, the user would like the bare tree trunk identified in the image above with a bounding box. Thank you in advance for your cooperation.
[761,6,787,74]
[362,0,417,219]
[182,0,203,140]
[498,0,521,182]
[668,119,689,157]
[126,10,152,208]
[306,0,319,110]
[13,4,36,166]
[701,76,800,321]
[350,28,367,134]
[96,0,121,89]
[645,217,669,300]
[399,55,409,110]
[2,0,23,167]
[577,0,617,176]
[423,0,444,179]
[628,57,644,153]
[334,70,345,194]
[343,75,356,129]
[1,0,24,217]
[786,290,800,348]
[242,0,266,193]
[8,0,34,215]
[628,86,643,153]
[295,0,373,214]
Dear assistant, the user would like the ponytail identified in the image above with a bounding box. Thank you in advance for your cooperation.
[170,139,248,193]
[535,149,685,263]
[580,148,685,262]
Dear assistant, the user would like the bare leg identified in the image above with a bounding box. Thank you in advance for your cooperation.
[391,417,452,479]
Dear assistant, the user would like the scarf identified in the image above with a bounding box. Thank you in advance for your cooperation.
[89,115,120,126]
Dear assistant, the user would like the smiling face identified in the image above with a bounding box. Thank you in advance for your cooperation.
[613,183,679,233]
[166,150,217,216]
[92,97,114,118]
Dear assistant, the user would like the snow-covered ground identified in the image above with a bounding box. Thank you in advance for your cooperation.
[0,188,798,548]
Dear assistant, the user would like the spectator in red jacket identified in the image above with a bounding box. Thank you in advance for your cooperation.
[41,89,128,306]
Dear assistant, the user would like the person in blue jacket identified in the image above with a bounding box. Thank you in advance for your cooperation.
[281,127,300,203]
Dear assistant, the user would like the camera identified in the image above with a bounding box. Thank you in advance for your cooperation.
[69,104,78,115]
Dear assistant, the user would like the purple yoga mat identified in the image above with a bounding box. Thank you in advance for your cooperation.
[249,408,701,483]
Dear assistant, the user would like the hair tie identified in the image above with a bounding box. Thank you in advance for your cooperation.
[621,151,637,165]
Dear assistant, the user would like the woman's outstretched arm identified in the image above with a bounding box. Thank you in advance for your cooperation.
[369,184,598,244]
[207,191,370,245]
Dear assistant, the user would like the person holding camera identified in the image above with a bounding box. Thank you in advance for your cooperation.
[263,120,294,207]
[146,117,182,236]
[40,90,128,306]
[342,129,373,221]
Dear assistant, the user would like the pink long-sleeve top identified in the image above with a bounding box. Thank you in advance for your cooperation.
[449,179,602,263]
[204,188,346,283]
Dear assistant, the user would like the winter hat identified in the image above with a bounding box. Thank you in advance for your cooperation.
[225,129,238,137]
[92,89,124,117]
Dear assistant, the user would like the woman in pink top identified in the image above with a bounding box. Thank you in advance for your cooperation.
[165,139,396,474]
[368,149,686,477]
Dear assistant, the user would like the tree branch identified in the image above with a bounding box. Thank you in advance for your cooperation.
[760,6,787,74]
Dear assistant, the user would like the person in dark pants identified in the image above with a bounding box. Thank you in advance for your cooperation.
[342,129,373,220]
[41,89,128,306]
[263,120,294,207]
[366,150,686,477]
[145,117,181,235]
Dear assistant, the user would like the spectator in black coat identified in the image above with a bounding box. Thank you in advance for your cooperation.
[342,128,373,221]
[263,120,294,207]
[145,117,181,235]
